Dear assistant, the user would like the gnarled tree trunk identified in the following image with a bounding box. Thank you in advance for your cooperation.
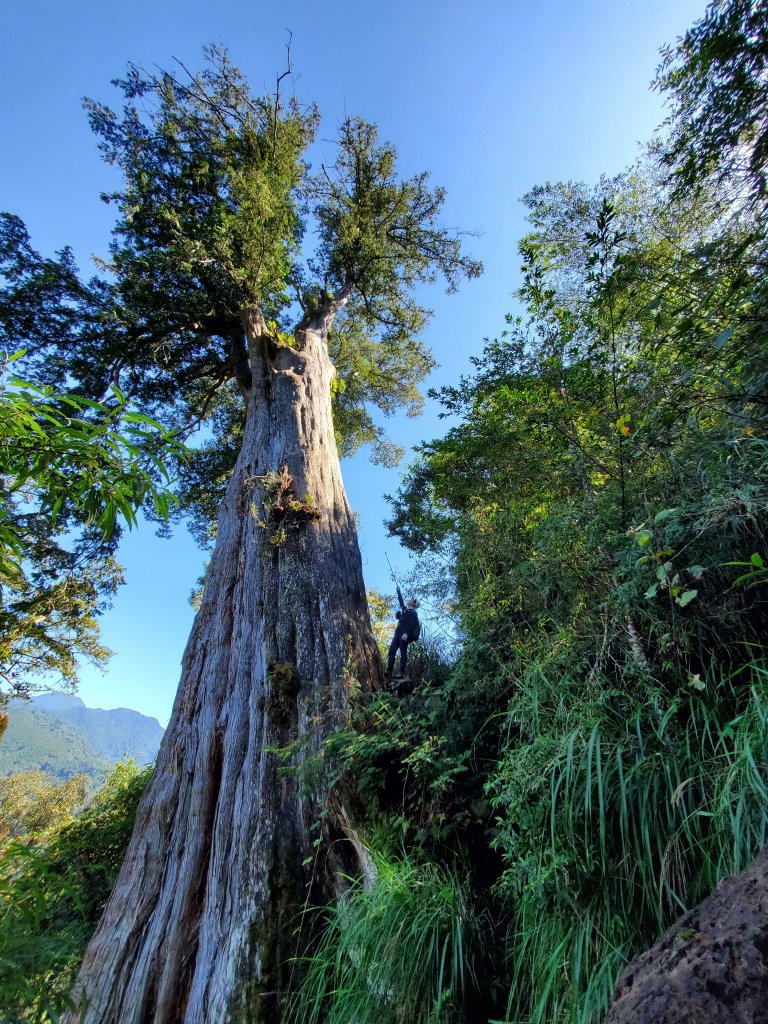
[65,307,382,1023]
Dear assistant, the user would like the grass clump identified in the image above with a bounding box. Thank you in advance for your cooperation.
[489,661,768,1024]
[289,854,488,1024]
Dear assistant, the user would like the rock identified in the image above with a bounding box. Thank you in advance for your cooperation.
[604,847,768,1024]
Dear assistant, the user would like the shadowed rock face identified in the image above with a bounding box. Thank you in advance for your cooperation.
[604,847,768,1024]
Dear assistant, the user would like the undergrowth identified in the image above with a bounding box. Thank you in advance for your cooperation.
[0,760,151,1022]
[488,660,768,1024]
[288,854,491,1024]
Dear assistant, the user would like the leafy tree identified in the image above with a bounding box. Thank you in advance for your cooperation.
[0,770,90,842]
[0,348,179,698]
[656,0,768,206]
[10,53,476,534]
[0,50,482,1023]
[390,166,767,669]
[0,760,151,1023]
[366,588,396,658]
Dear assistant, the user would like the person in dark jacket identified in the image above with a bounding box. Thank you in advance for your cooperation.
[386,588,420,679]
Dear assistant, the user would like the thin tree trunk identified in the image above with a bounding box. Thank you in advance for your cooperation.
[64,310,382,1023]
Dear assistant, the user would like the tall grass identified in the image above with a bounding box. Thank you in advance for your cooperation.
[288,854,485,1024]
[491,662,768,1024]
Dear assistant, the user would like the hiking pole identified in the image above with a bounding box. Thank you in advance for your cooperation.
[385,557,409,610]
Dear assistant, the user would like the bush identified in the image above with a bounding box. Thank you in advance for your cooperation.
[0,760,151,1022]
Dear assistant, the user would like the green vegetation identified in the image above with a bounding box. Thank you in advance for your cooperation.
[0,695,164,781]
[0,49,479,551]
[2,1,768,1021]
[0,704,104,782]
[0,760,151,1022]
[291,856,488,1024]
[287,2,768,1022]
[490,663,768,1023]
[0,351,179,696]
[0,772,90,842]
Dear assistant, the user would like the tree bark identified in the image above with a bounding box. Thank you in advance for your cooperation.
[64,308,382,1023]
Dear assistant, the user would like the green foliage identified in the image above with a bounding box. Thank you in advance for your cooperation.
[388,167,768,687]
[328,690,472,847]
[366,588,396,658]
[381,74,768,1021]
[0,772,90,842]
[656,0,768,205]
[0,369,178,543]
[0,760,150,1022]
[0,357,180,695]
[85,46,313,344]
[289,854,488,1024]
[312,116,480,339]
[488,662,768,1024]
[328,320,436,467]
[323,637,504,853]
[1,50,480,544]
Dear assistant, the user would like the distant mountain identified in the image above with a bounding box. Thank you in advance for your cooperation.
[0,692,164,782]
[32,692,165,765]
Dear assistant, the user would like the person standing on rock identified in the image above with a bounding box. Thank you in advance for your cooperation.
[386,587,420,681]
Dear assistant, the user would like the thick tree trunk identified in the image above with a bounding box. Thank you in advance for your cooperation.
[64,311,382,1023]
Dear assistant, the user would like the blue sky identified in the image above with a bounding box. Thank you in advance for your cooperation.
[1,0,705,725]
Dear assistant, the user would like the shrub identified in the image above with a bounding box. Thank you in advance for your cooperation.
[0,760,151,1022]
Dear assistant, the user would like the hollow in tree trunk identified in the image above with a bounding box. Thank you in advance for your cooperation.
[65,307,382,1023]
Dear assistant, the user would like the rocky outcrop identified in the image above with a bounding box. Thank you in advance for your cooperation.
[604,847,768,1024]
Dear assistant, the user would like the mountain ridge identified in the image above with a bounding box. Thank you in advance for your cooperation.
[0,691,165,781]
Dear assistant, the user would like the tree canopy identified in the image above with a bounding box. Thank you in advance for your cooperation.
[5,6,768,1022]
[656,0,768,205]
[0,354,179,696]
[2,48,480,544]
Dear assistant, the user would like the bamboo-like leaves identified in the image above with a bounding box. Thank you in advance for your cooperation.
[290,854,483,1024]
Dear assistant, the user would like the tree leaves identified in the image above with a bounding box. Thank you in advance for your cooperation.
[713,326,734,349]
[656,0,768,206]
[3,50,481,542]
[388,146,768,687]
[0,367,180,696]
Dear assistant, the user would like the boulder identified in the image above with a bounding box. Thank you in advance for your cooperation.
[604,847,768,1024]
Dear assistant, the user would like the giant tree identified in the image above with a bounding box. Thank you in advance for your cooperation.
[3,51,481,1022]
